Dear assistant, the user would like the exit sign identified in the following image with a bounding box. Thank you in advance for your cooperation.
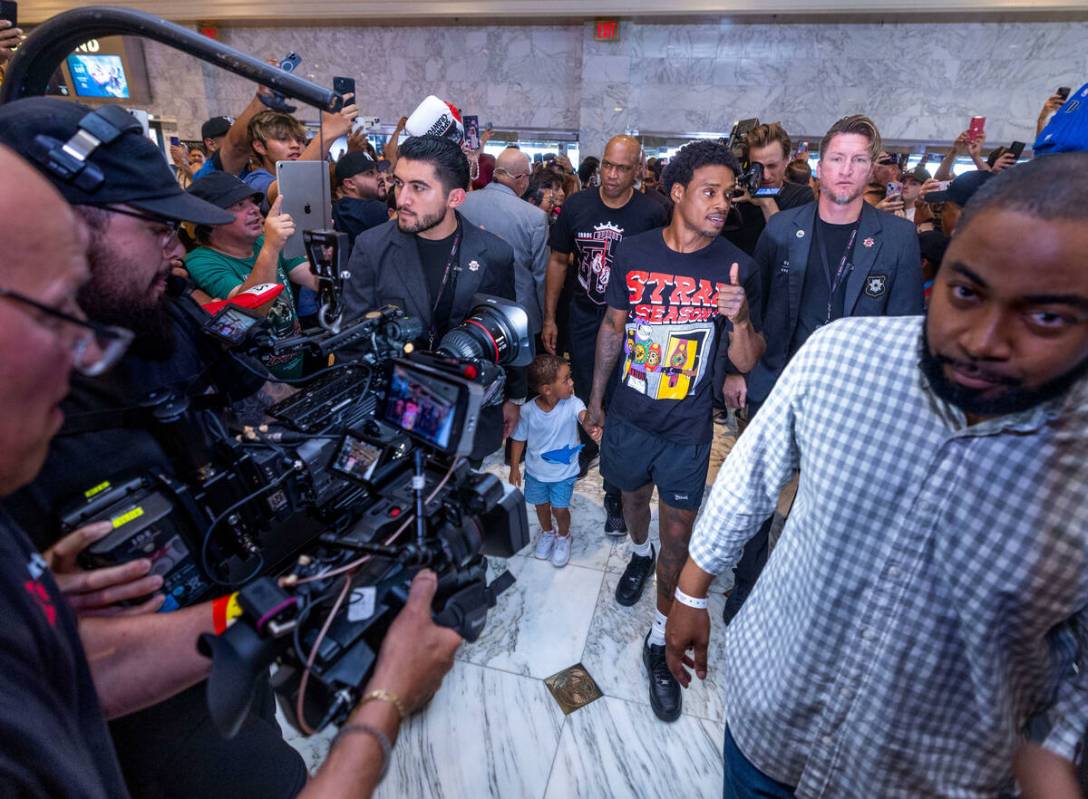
[594,19,620,42]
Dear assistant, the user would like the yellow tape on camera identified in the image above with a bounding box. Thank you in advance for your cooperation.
[111,506,145,529]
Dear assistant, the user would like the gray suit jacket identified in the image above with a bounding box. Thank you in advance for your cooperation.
[746,201,923,403]
[458,181,549,334]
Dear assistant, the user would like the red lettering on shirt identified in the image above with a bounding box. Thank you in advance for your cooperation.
[690,279,717,307]
[24,580,56,627]
[647,272,674,304]
[626,271,649,305]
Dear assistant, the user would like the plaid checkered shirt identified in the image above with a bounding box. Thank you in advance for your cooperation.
[690,315,1088,798]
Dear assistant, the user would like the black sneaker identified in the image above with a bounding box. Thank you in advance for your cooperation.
[615,545,655,606]
[642,631,682,722]
[603,493,627,536]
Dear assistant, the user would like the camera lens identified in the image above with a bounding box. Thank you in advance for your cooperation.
[438,305,525,366]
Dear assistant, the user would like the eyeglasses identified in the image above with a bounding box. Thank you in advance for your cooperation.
[100,205,182,248]
[0,287,134,376]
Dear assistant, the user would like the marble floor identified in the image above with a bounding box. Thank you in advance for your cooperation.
[282,417,789,798]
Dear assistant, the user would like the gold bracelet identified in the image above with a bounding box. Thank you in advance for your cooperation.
[362,689,406,722]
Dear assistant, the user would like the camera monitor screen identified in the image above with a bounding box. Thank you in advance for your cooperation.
[204,305,261,346]
[383,363,462,452]
[330,432,383,484]
[66,54,130,99]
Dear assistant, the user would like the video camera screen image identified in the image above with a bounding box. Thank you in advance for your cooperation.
[383,363,460,450]
[329,432,381,483]
[66,54,130,98]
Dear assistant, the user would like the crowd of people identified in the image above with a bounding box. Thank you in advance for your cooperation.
[0,20,1086,799]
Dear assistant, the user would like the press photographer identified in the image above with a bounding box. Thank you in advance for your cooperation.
[0,98,462,799]
[342,134,528,462]
[724,122,815,257]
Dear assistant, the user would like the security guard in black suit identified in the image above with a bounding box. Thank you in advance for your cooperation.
[721,116,923,626]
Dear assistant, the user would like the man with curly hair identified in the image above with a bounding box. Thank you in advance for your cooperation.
[585,139,765,722]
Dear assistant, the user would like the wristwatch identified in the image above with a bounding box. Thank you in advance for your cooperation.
[509,397,527,406]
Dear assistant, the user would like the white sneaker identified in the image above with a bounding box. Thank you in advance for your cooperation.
[534,531,557,560]
[551,535,572,568]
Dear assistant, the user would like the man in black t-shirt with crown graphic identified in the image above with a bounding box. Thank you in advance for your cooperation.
[542,135,668,535]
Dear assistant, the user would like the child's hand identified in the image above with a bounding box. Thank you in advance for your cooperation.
[508,466,522,488]
[587,424,603,444]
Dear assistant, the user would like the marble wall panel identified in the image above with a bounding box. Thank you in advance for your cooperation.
[142,18,1088,157]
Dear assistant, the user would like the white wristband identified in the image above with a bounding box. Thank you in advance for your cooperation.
[673,587,709,610]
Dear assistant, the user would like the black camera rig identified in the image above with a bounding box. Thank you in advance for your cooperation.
[61,296,533,735]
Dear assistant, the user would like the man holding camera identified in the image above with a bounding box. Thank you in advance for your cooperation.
[0,98,462,799]
[724,122,815,257]
[342,134,527,461]
[719,115,922,627]
[541,134,668,534]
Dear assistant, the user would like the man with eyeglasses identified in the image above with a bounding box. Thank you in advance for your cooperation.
[459,146,550,337]
[0,97,466,799]
[0,97,310,798]
[718,115,922,628]
[542,134,668,534]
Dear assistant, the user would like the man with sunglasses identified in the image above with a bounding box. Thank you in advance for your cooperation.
[0,97,309,798]
[541,134,668,534]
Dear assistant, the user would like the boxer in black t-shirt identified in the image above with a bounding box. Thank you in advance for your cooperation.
[542,135,667,534]
[585,141,764,723]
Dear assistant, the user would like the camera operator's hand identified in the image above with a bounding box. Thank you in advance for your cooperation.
[502,400,520,440]
[0,21,24,67]
[717,263,750,326]
[323,93,360,140]
[263,195,295,253]
[44,522,166,616]
[367,570,462,715]
[722,373,747,410]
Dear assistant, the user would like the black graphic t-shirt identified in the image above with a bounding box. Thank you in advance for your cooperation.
[605,230,760,445]
[550,188,668,306]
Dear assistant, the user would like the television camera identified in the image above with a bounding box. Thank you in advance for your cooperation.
[62,292,533,736]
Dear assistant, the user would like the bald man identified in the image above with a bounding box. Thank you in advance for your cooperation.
[542,135,668,535]
[0,144,133,796]
[459,145,549,335]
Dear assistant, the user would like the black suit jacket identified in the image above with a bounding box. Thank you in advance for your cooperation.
[342,213,527,457]
[747,201,923,403]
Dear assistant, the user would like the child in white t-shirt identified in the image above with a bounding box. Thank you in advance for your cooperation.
[509,354,599,567]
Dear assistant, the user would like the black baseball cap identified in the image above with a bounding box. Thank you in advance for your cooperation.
[335,152,378,184]
[187,172,263,210]
[201,116,233,141]
[918,230,950,265]
[923,170,995,206]
[0,97,232,225]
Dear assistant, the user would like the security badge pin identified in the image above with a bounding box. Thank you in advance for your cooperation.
[865,274,888,298]
[863,237,875,248]
[468,260,480,272]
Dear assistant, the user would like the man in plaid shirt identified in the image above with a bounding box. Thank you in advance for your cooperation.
[666,153,1088,798]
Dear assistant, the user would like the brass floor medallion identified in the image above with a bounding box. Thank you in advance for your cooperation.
[543,663,604,715]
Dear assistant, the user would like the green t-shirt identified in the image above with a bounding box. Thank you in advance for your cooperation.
[185,236,307,379]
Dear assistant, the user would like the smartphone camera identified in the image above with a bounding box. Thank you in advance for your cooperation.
[280,52,302,73]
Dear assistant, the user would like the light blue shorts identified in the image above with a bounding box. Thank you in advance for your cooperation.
[523,473,577,509]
